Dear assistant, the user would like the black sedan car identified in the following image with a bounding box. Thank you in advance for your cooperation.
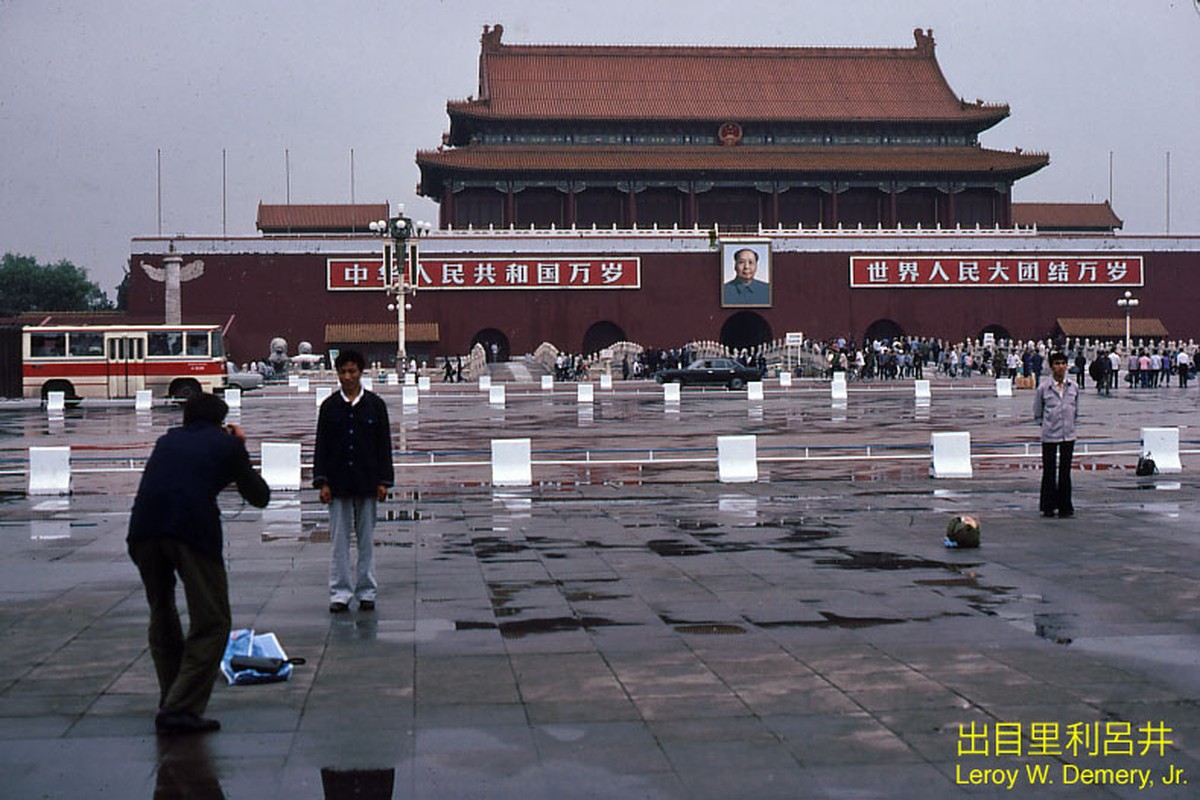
[654,358,763,389]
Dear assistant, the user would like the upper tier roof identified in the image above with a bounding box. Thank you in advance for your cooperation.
[447,25,1009,128]
[256,203,388,233]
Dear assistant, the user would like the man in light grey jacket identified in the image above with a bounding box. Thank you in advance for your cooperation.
[1033,351,1080,518]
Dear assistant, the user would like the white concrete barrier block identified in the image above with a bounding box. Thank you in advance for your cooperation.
[1142,427,1182,474]
[831,373,848,403]
[914,380,931,401]
[223,388,241,410]
[489,385,506,406]
[287,374,299,387]
[779,372,793,388]
[296,377,310,393]
[491,438,532,487]
[541,375,554,391]
[577,383,595,404]
[46,391,66,412]
[261,442,302,491]
[663,383,681,404]
[599,374,613,390]
[930,432,973,479]
[478,375,492,391]
[402,385,420,406]
[28,446,71,496]
[418,376,431,392]
[995,378,1013,397]
[361,376,373,392]
[748,381,764,402]
[405,373,417,386]
[386,372,400,386]
[315,386,333,408]
[718,435,759,483]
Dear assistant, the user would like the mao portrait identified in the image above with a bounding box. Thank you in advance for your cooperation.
[721,241,771,307]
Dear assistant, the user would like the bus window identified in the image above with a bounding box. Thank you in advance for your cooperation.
[210,331,225,358]
[186,332,209,356]
[69,331,105,356]
[30,332,66,357]
[148,332,183,356]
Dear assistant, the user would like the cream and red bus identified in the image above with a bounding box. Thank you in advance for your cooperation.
[22,324,227,401]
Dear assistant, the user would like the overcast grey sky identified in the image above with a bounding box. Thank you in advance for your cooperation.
[2,0,1198,298]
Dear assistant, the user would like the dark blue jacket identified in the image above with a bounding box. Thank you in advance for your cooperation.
[313,390,394,497]
[128,422,271,559]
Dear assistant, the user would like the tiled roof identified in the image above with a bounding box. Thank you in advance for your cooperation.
[1012,202,1122,231]
[257,203,389,233]
[325,322,440,343]
[1056,318,1168,338]
[417,144,1048,178]
[451,26,1008,125]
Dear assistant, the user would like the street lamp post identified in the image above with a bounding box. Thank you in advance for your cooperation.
[370,207,431,370]
[1116,289,1139,354]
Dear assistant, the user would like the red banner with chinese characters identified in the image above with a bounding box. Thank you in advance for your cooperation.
[849,255,1144,288]
[327,257,641,291]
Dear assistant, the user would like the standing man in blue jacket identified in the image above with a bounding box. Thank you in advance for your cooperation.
[128,393,271,735]
[1033,351,1080,518]
[313,349,394,613]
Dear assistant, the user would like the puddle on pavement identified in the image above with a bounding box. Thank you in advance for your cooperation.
[320,767,394,799]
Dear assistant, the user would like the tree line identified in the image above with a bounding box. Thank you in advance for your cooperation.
[0,253,127,317]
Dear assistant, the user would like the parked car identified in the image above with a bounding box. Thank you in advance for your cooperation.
[654,358,763,389]
[224,361,264,392]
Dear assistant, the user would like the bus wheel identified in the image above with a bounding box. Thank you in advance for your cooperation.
[169,379,202,400]
[41,380,77,406]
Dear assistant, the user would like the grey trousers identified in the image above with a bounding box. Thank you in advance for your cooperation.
[328,495,378,603]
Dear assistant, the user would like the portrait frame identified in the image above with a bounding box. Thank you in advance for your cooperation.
[720,239,772,308]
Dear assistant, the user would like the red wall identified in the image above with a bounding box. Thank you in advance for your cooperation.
[128,245,1200,362]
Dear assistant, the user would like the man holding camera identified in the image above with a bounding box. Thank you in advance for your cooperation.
[128,393,271,734]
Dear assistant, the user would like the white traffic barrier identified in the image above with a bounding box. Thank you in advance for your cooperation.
[663,383,681,404]
[599,373,613,390]
[748,381,764,402]
[287,375,299,387]
[491,438,532,487]
[296,377,310,393]
[930,432,973,478]
[403,385,420,406]
[478,375,492,391]
[418,376,431,392]
[405,373,417,386]
[541,375,554,391]
[831,372,848,403]
[386,372,400,386]
[260,442,302,491]
[995,378,1013,397]
[28,446,71,495]
[1141,427,1182,474]
[914,380,931,402]
[577,383,595,404]
[223,388,241,410]
[46,391,66,412]
[489,385,506,406]
[717,435,759,483]
[779,372,793,388]
[315,386,333,408]
[361,376,373,391]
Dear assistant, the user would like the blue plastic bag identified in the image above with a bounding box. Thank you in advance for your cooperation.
[220,629,293,685]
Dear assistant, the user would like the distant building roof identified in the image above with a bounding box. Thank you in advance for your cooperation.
[325,322,440,343]
[256,203,389,234]
[1012,202,1122,232]
[449,25,1009,129]
[1056,317,1168,339]
[418,144,1047,180]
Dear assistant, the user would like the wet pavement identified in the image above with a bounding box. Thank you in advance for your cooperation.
[1,375,1199,798]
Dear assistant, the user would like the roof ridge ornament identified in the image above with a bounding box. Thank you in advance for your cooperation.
[913,28,935,54]
[482,24,504,53]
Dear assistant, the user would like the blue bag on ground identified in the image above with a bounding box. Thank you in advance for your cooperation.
[221,629,294,685]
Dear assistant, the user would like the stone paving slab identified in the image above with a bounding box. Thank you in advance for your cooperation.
[1,380,1198,797]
